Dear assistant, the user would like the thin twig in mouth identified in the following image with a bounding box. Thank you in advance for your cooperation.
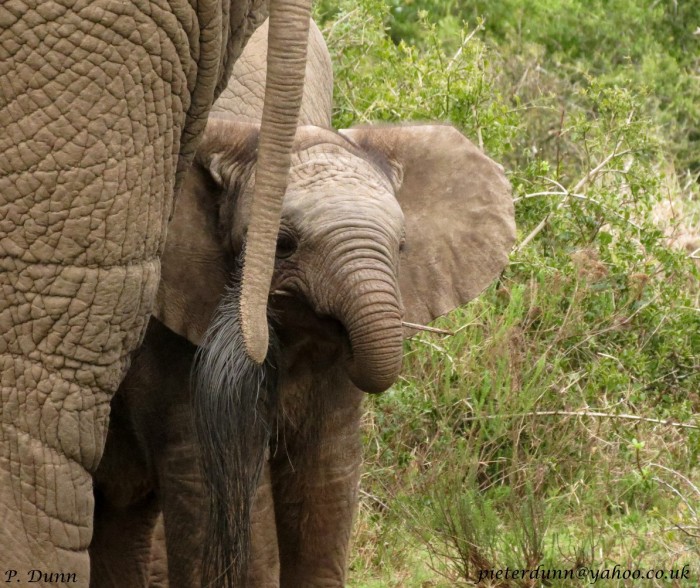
[271,291,453,336]
[402,321,454,336]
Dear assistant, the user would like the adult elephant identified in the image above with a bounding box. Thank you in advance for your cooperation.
[0,0,312,584]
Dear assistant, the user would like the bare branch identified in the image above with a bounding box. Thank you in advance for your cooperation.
[514,138,633,253]
[513,190,642,229]
[649,462,700,498]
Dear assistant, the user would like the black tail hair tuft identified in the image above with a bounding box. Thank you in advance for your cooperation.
[192,278,278,587]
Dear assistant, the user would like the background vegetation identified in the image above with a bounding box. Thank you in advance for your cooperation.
[315,1,699,586]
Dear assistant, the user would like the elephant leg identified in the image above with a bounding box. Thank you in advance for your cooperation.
[154,403,208,587]
[148,515,169,588]
[90,493,160,587]
[247,461,281,587]
[90,380,158,588]
[107,318,280,587]
[90,323,170,588]
[271,369,364,587]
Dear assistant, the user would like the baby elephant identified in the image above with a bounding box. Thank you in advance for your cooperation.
[90,118,515,587]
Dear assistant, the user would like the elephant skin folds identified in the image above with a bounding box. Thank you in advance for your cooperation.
[0,0,267,581]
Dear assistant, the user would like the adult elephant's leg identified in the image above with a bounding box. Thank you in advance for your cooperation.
[0,0,259,579]
[271,368,364,587]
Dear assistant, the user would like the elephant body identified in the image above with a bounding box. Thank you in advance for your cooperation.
[211,18,334,127]
[93,306,365,587]
[92,19,515,587]
[1,0,316,584]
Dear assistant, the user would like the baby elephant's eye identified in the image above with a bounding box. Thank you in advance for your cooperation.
[276,230,298,259]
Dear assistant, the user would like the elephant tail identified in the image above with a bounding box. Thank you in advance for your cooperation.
[192,280,278,587]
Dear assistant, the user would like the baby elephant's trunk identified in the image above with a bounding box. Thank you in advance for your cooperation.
[325,257,405,394]
[192,280,278,588]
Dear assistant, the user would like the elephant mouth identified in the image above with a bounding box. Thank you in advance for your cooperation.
[269,290,347,351]
[269,290,402,393]
[269,290,342,335]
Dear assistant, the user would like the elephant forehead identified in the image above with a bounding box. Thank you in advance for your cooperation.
[289,143,394,196]
[282,186,405,243]
[267,144,405,240]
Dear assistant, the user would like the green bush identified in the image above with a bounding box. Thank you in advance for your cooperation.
[315,1,700,585]
[380,0,700,176]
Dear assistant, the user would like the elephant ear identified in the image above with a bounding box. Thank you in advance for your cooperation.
[154,119,258,345]
[340,124,515,334]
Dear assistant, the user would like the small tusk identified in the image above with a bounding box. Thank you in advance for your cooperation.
[402,321,454,336]
[271,290,294,297]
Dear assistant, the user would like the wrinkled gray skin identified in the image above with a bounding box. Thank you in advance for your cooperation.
[212,18,333,128]
[93,17,515,588]
[0,0,314,585]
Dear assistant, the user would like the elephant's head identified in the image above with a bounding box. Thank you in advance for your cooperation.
[155,118,515,394]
